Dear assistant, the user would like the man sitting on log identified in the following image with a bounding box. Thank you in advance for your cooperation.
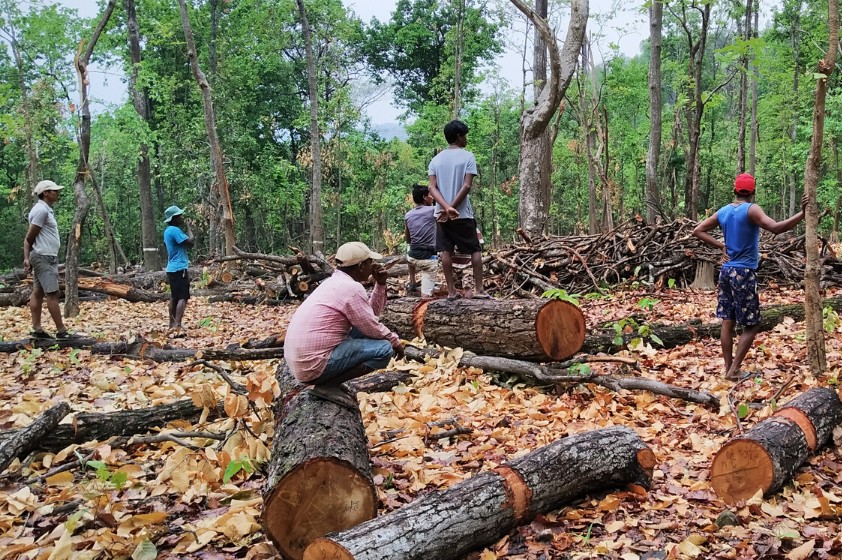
[284,242,405,408]
[693,173,808,380]
[404,184,438,297]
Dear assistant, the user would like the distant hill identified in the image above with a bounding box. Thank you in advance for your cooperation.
[372,122,408,141]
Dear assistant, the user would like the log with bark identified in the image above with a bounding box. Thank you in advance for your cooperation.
[382,297,586,361]
[304,426,654,560]
[710,387,842,504]
[0,403,71,473]
[262,366,377,560]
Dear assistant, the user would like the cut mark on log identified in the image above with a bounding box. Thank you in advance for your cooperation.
[774,407,818,451]
[493,466,532,523]
[535,300,587,361]
[412,299,431,338]
[262,458,377,560]
[636,448,657,476]
[710,439,774,504]
[303,539,353,560]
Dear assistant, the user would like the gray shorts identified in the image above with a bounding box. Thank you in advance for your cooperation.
[31,251,60,294]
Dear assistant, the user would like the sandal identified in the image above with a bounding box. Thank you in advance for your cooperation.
[55,330,78,340]
[29,330,52,340]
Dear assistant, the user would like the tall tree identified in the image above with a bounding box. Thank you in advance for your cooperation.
[803,0,838,373]
[64,0,118,318]
[178,0,235,256]
[511,0,588,240]
[125,0,161,271]
[297,0,324,254]
[736,0,752,173]
[646,0,663,223]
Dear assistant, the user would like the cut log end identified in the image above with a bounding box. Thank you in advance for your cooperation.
[303,539,354,560]
[535,300,586,360]
[774,407,817,451]
[263,458,377,560]
[636,447,657,473]
[710,439,774,504]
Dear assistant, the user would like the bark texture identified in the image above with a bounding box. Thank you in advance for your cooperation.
[711,387,842,504]
[262,366,376,560]
[305,426,653,560]
[0,403,70,473]
[646,0,663,222]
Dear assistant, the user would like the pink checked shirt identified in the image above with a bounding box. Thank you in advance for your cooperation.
[284,269,401,382]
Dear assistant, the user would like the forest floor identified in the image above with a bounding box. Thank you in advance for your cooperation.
[0,283,841,560]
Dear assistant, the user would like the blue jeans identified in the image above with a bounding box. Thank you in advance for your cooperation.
[314,329,394,384]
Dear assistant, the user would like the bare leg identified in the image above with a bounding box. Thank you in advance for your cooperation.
[173,299,188,329]
[721,319,735,375]
[44,292,66,332]
[29,285,45,332]
[407,262,417,288]
[726,323,761,379]
[168,299,177,329]
[439,250,458,297]
[471,250,486,296]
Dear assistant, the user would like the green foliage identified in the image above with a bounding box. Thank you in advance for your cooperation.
[567,363,592,376]
[737,403,750,419]
[610,317,663,349]
[541,288,581,307]
[222,457,254,483]
[636,296,659,311]
[85,459,128,489]
[822,306,839,334]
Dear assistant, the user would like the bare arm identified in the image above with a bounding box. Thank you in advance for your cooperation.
[449,173,475,213]
[404,221,411,244]
[748,196,806,234]
[23,224,42,271]
[428,175,459,220]
[692,213,723,249]
[181,222,196,247]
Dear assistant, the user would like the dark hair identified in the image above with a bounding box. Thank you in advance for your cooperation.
[412,184,429,204]
[443,120,469,144]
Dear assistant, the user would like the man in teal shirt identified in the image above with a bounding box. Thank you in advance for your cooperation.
[163,205,194,336]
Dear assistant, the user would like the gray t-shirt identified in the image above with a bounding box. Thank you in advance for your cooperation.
[405,205,436,247]
[28,200,61,256]
[428,147,478,219]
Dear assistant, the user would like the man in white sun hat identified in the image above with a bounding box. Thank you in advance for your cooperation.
[24,180,72,339]
[284,241,405,408]
[163,205,194,336]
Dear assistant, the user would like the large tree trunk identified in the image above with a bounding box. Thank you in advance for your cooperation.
[262,366,376,560]
[645,0,663,223]
[0,403,70,473]
[297,0,325,255]
[6,26,38,191]
[305,426,654,560]
[736,0,752,173]
[126,0,162,271]
[749,5,759,175]
[382,297,586,361]
[512,0,588,240]
[803,0,837,373]
[711,388,842,504]
[64,0,118,318]
[178,0,236,256]
[91,165,130,273]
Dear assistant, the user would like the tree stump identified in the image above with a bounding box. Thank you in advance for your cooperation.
[381,297,586,361]
[711,387,842,504]
[304,426,654,560]
[262,366,377,560]
[689,261,716,290]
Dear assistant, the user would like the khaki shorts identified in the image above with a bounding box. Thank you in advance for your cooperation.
[407,256,438,273]
[31,251,60,294]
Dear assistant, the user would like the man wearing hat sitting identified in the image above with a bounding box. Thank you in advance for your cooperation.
[163,205,194,336]
[284,241,405,408]
[23,180,72,339]
[693,173,808,380]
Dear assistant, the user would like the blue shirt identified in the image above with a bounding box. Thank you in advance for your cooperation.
[164,225,189,272]
[717,202,759,270]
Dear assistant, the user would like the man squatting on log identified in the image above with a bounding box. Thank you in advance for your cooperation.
[284,242,406,408]
[693,173,808,380]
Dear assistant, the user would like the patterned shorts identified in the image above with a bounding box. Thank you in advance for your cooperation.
[716,267,760,326]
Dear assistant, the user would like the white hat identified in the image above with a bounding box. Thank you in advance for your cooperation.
[335,242,383,267]
[33,180,65,196]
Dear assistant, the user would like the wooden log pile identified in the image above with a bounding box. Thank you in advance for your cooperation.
[483,216,842,296]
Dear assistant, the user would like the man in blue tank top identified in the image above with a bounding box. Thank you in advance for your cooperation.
[693,173,807,380]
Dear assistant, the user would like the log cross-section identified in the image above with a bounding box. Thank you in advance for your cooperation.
[262,366,377,560]
[304,426,653,560]
[381,297,586,361]
[711,387,842,504]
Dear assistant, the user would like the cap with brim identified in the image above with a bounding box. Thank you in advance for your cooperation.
[164,205,185,223]
[335,241,383,267]
[33,180,65,196]
[734,173,756,194]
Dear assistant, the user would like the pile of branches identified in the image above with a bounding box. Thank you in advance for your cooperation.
[484,216,842,297]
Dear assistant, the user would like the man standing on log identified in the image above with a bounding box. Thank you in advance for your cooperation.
[693,173,808,380]
[163,206,194,337]
[428,120,490,300]
[284,242,405,408]
[23,180,72,339]
[404,184,438,297]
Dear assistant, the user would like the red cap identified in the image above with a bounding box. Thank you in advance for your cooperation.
[734,173,756,194]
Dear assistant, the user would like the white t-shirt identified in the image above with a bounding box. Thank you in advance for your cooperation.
[428,147,478,220]
[28,200,61,256]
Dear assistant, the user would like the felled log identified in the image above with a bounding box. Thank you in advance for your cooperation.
[76,277,168,302]
[0,398,220,454]
[304,426,655,560]
[0,403,71,473]
[262,366,377,560]
[582,295,842,354]
[710,387,842,504]
[382,297,586,361]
